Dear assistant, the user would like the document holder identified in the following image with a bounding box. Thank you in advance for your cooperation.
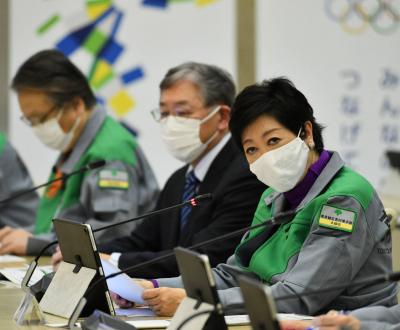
[237,275,280,330]
[167,247,227,330]
[39,218,115,328]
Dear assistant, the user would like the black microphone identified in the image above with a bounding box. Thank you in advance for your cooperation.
[21,194,213,291]
[0,159,106,204]
[92,193,212,233]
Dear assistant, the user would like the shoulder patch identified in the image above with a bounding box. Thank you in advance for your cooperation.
[98,170,129,189]
[318,205,356,232]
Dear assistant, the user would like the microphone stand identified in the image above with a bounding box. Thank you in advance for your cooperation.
[0,160,106,204]
[20,194,212,291]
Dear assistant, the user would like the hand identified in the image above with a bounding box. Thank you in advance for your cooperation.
[280,320,312,330]
[142,287,186,317]
[99,253,110,260]
[109,280,154,309]
[136,279,156,290]
[0,226,32,255]
[312,311,361,330]
[110,291,134,308]
[51,246,63,271]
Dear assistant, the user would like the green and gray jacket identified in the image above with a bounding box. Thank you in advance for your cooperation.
[157,152,398,315]
[28,108,159,254]
[0,133,38,228]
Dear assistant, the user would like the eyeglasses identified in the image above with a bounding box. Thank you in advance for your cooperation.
[20,105,61,127]
[151,105,219,123]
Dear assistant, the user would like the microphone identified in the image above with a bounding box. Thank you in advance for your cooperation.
[92,193,212,233]
[21,194,213,291]
[0,159,106,204]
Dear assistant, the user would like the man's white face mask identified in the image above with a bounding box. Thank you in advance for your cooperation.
[32,111,80,151]
[249,129,310,192]
[160,106,221,163]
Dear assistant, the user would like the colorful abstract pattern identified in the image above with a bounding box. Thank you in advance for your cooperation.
[37,0,144,117]
[142,0,217,9]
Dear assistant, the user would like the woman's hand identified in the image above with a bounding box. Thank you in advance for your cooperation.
[142,287,187,317]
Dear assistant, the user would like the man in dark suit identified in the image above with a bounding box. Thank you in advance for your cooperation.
[96,62,266,278]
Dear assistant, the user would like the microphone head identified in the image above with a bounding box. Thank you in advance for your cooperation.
[188,193,212,207]
[387,271,400,282]
[87,160,106,170]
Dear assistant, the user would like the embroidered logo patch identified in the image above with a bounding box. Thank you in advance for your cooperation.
[318,205,356,232]
[98,170,129,189]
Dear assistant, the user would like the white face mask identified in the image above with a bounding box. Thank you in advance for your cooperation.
[32,111,80,151]
[249,131,310,192]
[160,106,221,163]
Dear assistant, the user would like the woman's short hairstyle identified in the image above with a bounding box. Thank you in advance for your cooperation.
[230,77,324,153]
[11,49,96,109]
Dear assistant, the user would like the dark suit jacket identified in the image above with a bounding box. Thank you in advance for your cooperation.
[98,139,266,278]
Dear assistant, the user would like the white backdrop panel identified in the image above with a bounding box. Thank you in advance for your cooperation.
[257,0,400,189]
[9,0,235,186]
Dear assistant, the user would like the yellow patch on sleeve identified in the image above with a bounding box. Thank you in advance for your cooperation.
[98,170,129,190]
[318,205,356,232]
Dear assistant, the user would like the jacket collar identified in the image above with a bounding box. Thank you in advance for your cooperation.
[57,107,106,174]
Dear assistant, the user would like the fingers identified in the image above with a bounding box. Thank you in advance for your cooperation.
[313,314,360,330]
[0,226,13,241]
[51,249,63,270]
[110,292,133,308]
[142,288,159,300]
[0,241,14,255]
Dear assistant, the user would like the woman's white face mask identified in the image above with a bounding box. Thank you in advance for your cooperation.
[160,106,220,163]
[32,111,80,151]
[249,129,310,192]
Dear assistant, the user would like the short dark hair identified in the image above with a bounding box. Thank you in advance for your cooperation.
[11,49,96,109]
[229,77,325,154]
[160,62,236,107]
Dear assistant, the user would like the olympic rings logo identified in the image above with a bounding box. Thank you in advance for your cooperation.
[325,0,399,35]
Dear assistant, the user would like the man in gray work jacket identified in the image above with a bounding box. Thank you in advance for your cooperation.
[0,50,159,256]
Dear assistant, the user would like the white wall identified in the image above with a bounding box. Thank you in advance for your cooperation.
[257,0,400,188]
[9,0,236,186]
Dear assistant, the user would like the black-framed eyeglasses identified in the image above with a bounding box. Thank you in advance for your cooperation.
[20,105,61,127]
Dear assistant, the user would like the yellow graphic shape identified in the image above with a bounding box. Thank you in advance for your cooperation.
[90,60,114,90]
[109,90,135,117]
[196,0,217,6]
[86,0,112,19]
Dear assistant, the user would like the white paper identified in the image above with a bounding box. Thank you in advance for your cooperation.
[126,320,170,329]
[101,259,145,304]
[224,313,313,326]
[0,265,52,286]
[0,254,25,263]
[224,314,250,325]
[278,313,314,320]
[115,307,156,317]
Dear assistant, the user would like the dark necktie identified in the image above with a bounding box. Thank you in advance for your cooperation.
[180,170,199,230]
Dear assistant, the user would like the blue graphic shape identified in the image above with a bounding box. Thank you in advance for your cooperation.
[121,67,145,85]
